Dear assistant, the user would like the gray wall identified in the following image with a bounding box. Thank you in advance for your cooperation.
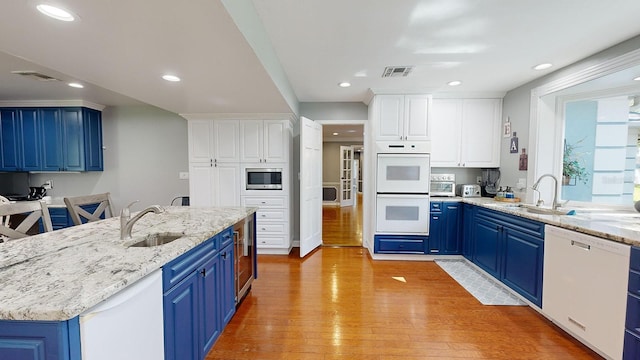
[322,142,363,184]
[501,34,640,189]
[25,105,189,212]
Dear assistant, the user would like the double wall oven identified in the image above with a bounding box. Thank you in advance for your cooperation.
[375,143,430,235]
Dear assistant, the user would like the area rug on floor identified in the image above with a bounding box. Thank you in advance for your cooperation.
[434,259,527,306]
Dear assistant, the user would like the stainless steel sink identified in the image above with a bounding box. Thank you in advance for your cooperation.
[520,204,573,216]
[129,232,183,247]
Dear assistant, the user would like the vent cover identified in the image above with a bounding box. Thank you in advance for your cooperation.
[382,66,413,78]
[11,70,61,82]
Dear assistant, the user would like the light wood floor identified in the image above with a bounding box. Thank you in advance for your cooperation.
[321,193,363,247]
[207,247,601,359]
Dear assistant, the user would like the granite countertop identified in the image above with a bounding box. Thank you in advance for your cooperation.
[0,206,256,321]
[463,197,640,247]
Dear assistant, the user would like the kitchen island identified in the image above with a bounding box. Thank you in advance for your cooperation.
[0,206,256,360]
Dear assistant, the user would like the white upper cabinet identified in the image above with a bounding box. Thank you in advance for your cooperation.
[188,119,239,163]
[240,120,288,163]
[431,98,502,167]
[374,95,431,142]
[189,162,241,207]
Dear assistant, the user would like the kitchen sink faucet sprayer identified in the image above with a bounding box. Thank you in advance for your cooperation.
[531,174,567,211]
[120,200,165,240]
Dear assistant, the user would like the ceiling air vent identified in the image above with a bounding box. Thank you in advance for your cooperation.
[382,66,413,78]
[11,70,61,82]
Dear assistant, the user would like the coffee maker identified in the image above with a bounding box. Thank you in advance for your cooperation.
[480,168,500,197]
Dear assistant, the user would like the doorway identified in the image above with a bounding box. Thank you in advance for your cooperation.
[320,123,364,247]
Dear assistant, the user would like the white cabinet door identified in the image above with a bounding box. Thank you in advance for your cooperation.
[189,162,215,206]
[375,95,404,141]
[431,99,462,167]
[263,120,287,163]
[188,120,213,163]
[460,99,501,167]
[240,120,264,163]
[404,95,430,141]
[214,163,241,206]
[212,120,239,163]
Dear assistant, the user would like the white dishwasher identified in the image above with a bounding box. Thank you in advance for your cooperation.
[543,225,629,360]
[79,269,164,360]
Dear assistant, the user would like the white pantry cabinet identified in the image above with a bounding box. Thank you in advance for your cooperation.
[431,98,501,167]
[373,95,431,142]
[189,162,241,207]
[240,120,289,163]
[188,119,239,163]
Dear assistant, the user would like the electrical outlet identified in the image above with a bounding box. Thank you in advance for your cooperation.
[179,172,189,180]
[476,176,482,184]
[43,180,53,189]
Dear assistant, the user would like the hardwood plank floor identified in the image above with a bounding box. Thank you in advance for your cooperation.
[322,193,363,247]
[207,247,601,359]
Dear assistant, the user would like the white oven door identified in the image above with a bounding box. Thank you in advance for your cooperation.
[377,154,430,193]
[376,194,429,234]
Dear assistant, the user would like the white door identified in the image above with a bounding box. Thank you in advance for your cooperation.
[188,120,213,163]
[460,99,501,167]
[431,99,462,167]
[340,145,354,207]
[263,120,287,162]
[214,163,240,206]
[212,120,239,163]
[300,117,322,257]
[375,95,404,141]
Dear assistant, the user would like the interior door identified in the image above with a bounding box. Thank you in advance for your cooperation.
[300,117,322,257]
[340,145,354,207]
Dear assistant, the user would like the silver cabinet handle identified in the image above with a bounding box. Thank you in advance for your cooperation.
[571,240,591,251]
[568,317,586,331]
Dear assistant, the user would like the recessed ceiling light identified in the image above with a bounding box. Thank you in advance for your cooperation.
[332,132,339,136]
[68,82,84,88]
[36,4,76,22]
[634,76,640,81]
[533,63,553,70]
[338,82,351,88]
[447,80,462,86]
[162,74,181,82]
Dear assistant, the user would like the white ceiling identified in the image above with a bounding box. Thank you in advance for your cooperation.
[1,1,640,116]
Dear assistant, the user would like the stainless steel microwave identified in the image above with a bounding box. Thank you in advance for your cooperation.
[246,168,283,190]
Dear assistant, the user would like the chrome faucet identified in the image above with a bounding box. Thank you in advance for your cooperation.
[531,174,564,210]
[120,200,165,240]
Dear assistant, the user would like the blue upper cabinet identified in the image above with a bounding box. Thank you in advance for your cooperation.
[0,107,103,172]
[0,109,21,171]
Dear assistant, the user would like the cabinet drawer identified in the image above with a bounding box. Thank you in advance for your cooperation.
[627,293,640,336]
[430,202,442,212]
[243,197,285,208]
[625,330,640,360]
[255,209,286,221]
[256,222,285,234]
[219,227,233,248]
[374,235,427,254]
[631,247,640,272]
[257,235,286,247]
[162,236,217,290]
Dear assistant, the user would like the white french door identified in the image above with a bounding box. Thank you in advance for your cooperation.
[300,117,323,257]
[339,145,354,207]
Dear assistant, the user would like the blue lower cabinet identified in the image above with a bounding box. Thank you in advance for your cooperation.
[374,234,427,254]
[471,206,545,307]
[0,318,80,360]
[163,227,235,360]
[624,247,640,359]
[462,204,475,260]
[501,228,544,305]
[164,270,200,360]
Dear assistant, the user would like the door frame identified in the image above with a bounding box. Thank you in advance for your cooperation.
[316,120,368,247]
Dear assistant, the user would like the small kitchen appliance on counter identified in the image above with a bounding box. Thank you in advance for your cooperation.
[456,184,481,198]
[430,173,456,197]
[480,168,500,197]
